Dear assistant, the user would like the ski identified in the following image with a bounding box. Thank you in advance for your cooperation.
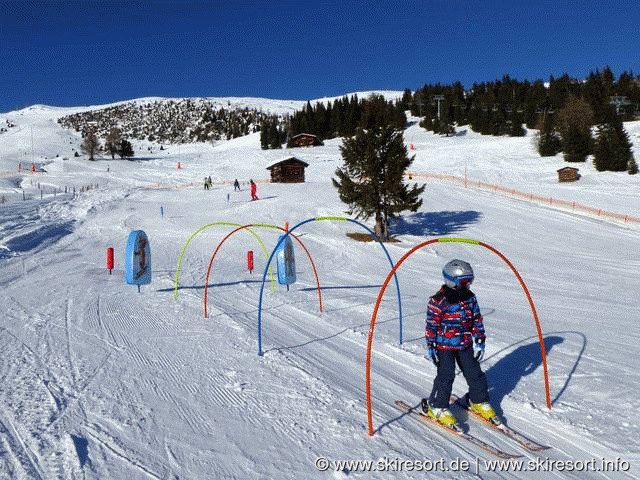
[450,394,550,452]
[394,400,521,459]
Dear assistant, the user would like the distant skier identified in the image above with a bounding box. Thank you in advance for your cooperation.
[250,179,258,201]
[233,178,241,191]
[423,259,498,427]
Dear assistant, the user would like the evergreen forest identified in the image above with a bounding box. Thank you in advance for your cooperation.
[261,67,639,173]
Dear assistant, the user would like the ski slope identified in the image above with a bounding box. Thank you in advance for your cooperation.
[0,98,639,479]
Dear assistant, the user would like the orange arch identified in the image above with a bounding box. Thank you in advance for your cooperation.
[204,224,323,318]
[365,237,550,436]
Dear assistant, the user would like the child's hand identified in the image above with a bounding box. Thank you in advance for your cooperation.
[474,339,485,361]
[427,343,439,366]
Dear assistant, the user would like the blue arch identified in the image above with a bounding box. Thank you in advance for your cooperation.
[257,216,403,356]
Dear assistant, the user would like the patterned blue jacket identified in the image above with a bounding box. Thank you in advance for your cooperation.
[425,285,485,351]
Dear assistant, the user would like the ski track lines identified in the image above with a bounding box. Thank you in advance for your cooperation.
[0,327,81,479]
[214,284,635,480]
[199,289,377,470]
[0,266,632,480]
[2,261,632,477]
[133,264,635,478]
[0,413,46,480]
[241,290,525,473]
[107,289,324,478]
[79,418,175,480]
[81,293,263,477]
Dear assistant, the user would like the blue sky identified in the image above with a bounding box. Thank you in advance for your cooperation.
[1,0,639,113]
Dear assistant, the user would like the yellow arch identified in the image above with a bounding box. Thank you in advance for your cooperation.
[174,222,274,298]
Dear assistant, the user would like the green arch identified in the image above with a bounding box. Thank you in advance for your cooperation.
[174,222,275,298]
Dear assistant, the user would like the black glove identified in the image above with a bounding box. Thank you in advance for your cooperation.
[474,338,485,361]
[428,342,439,366]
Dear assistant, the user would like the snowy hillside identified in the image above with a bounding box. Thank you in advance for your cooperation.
[0,96,639,479]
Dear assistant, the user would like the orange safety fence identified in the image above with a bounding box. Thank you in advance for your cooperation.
[406,171,640,225]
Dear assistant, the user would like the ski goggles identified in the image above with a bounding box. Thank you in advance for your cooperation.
[456,275,474,288]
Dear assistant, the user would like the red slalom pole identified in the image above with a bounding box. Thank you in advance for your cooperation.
[247,250,254,274]
[107,247,114,274]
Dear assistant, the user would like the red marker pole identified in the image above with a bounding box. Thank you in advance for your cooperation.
[107,247,114,274]
[247,250,254,274]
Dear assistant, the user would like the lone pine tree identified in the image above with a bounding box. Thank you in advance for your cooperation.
[118,139,134,159]
[333,125,425,240]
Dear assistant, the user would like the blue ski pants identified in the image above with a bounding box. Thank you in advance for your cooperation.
[429,346,489,408]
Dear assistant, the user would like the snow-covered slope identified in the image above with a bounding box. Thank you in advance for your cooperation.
[0,99,638,479]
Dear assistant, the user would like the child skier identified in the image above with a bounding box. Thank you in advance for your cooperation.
[250,179,258,201]
[423,259,498,427]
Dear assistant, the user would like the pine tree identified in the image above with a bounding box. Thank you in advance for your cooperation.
[431,96,455,136]
[535,111,561,156]
[118,139,134,159]
[260,121,270,149]
[399,89,413,111]
[332,125,425,240]
[555,96,593,162]
[548,74,573,110]
[584,68,614,124]
[433,117,456,136]
[270,121,283,149]
[259,118,284,150]
[593,109,635,172]
[509,115,525,137]
[329,99,342,136]
[524,80,547,128]
[260,119,274,149]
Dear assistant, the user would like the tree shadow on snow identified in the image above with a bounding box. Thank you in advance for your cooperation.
[123,156,160,162]
[299,283,382,293]
[390,210,482,237]
[156,279,264,293]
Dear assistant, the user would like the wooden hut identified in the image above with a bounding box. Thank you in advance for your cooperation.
[290,133,324,147]
[266,157,309,183]
[557,167,580,182]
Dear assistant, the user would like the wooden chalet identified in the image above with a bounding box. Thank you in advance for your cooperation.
[266,157,309,183]
[290,133,324,147]
[557,166,580,182]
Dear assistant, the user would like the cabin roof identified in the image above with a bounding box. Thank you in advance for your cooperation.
[265,157,309,170]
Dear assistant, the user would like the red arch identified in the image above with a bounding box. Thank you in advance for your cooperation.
[365,238,550,436]
[204,224,323,318]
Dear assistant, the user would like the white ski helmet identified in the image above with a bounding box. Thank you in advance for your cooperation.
[442,259,474,289]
